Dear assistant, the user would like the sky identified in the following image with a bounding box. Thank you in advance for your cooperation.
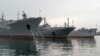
[0,0,100,30]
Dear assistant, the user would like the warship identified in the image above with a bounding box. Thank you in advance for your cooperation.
[68,28,97,38]
[36,18,75,38]
[0,12,42,40]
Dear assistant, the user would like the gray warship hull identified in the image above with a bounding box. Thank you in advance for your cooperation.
[37,27,75,38]
[68,28,97,38]
[0,17,42,40]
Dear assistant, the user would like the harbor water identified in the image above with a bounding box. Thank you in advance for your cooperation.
[0,36,100,56]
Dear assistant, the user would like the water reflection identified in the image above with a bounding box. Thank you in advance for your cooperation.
[68,37,96,56]
[0,38,37,56]
[0,37,97,56]
[36,37,96,56]
[69,38,96,47]
[36,38,73,56]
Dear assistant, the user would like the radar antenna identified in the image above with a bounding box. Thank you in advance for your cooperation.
[22,11,27,19]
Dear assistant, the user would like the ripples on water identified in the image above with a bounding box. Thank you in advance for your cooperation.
[0,36,100,56]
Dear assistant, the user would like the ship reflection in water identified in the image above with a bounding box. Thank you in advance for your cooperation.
[68,37,96,56]
[0,36,99,56]
[37,37,96,56]
[0,38,37,56]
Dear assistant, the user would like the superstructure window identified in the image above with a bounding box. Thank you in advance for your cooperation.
[26,24,31,30]
[52,31,56,36]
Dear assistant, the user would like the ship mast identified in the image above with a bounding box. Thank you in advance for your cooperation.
[44,17,46,25]
[72,20,74,26]
[17,12,19,20]
[1,12,4,21]
[64,22,66,27]
[67,17,69,27]
[39,10,41,17]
